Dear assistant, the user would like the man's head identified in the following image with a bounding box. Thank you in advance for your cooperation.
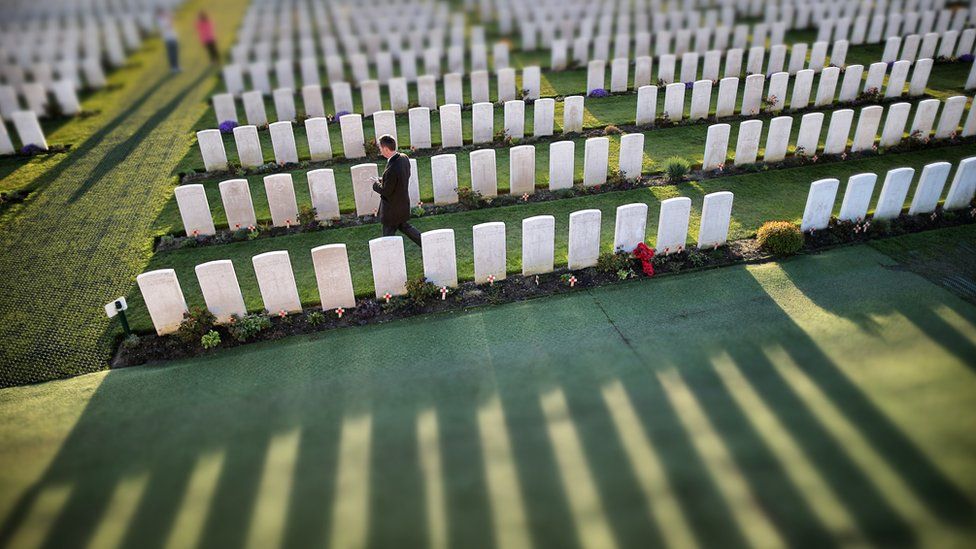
[378,134,397,159]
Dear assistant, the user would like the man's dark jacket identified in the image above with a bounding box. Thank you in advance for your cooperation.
[372,152,411,226]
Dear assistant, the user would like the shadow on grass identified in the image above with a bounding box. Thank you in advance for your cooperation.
[68,71,210,203]
[2,247,975,547]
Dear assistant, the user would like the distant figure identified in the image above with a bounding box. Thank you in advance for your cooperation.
[157,9,179,72]
[372,135,422,247]
[196,12,219,63]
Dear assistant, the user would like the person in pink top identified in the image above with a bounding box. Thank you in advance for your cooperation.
[196,12,218,63]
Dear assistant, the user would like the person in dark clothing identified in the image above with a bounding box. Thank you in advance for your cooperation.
[372,135,422,247]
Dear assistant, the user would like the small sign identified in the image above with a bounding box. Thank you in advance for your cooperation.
[104,297,127,318]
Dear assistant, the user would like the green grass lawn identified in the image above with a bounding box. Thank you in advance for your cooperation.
[128,144,976,333]
[3,241,975,547]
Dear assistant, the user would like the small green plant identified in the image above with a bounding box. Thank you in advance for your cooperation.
[406,277,441,305]
[200,330,221,349]
[306,310,326,326]
[597,250,633,274]
[411,206,425,217]
[177,307,216,344]
[227,313,272,342]
[663,157,690,182]
[456,187,484,209]
[298,206,318,227]
[158,235,176,249]
[756,221,804,256]
[606,170,628,188]
[364,140,380,157]
[617,268,635,280]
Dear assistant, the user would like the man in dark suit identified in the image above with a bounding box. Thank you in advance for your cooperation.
[372,134,422,247]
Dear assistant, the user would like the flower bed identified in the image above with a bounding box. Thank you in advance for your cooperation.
[118,201,976,367]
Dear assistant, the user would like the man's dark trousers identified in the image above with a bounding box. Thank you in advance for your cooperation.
[373,151,422,247]
[382,221,422,246]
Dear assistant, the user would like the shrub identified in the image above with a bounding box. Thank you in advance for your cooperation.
[201,330,221,349]
[588,88,609,98]
[306,310,326,326]
[227,313,271,342]
[298,205,318,227]
[456,187,484,209]
[218,120,237,134]
[411,205,425,217]
[177,307,216,344]
[756,221,804,256]
[663,157,690,182]
[603,124,621,135]
[364,140,379,156]
[597,250,633,274]
[406,277,440,305]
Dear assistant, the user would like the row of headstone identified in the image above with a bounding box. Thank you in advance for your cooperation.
[224,39,515,94]
[1,55,110,92]
[218,65,542,116]
[229,1,474,73]
[813,8,973,44]
[701,95,975,170]
[879,29,976,64]
[184,133,647,233]
[0,79,82,118]
[200,96,589,171]
[0,111,48,154]
[640,58,934,126]
[140,190,736,335]
[800,156,976,230]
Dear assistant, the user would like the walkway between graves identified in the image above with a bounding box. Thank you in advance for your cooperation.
[0,0,246,386]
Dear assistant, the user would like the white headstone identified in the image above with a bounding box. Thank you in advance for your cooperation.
[219,179,257,229]
[472,102,494,144]
[801,178,840,231]
[302,85,326,118]
[439,104,463,148]
[880,103,911,148]
[174,184,216,236]
[567,209,603,269]
[851,106,883,152]
[549,141,576,190]
[716,77,738,118]
[664,83,685,121]
[944,157,976,210]
[339,114,366,158]
[304,117,332,162]
[873,167,915,220]
[911,99,940,137]
[690,80,712,120]
[908,162,952,215]
[764,116,793,162]
[563,96,585,133]
[656,197,692,253]
[470,149,498,197]
[197,129,227,172]
[934,96,967,138]
[815,67,840,106]
[884,60,911,98]
[838,173,878,222]
[472,222,507,283]
[431,154,459,204]
[311,244,356,310]
[273,88,296,122]
[252,251,302,314]
[703,124,731,170]
[509,145,536,195]
[533,98,555,137]
[618,134,644,180]
[823,109,854,155]
[583,137,610,186]
[504,100,525,138]
[636,85,657,125]
[369,236,408,297]
[242,91,267,126]
[838,65,864,102]
[790,69,814,110]
[522,215,555,275]
[264,173,300,226]
[351,163,380,216]
[734,120,763,165]
[195,260,247,323]
[421,229,458,288]
[613,203,648,252]
[698,191,734,248]
[269,121,298,164]
[136,269,188,336]
[308,168,340,220]
[909,58,933,96]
